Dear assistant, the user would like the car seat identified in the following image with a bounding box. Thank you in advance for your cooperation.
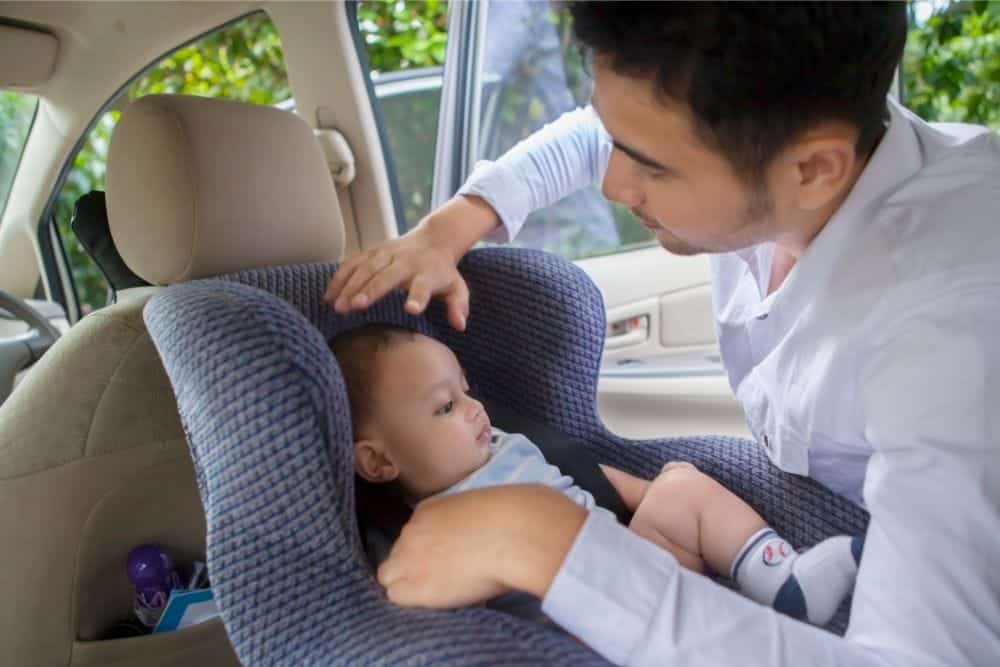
[143,244,870,665]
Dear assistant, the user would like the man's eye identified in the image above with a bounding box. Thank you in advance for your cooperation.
[435,400,454,416]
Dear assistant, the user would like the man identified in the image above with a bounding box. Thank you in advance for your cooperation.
[326,3,1000,664]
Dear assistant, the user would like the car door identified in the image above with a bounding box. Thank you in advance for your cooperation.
[432,0,748,439]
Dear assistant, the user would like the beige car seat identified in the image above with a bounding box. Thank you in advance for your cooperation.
[0,94,344,667]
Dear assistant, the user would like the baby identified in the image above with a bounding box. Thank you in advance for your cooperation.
[331,325,861,626]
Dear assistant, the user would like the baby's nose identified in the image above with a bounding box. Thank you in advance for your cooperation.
[464,398,482,421]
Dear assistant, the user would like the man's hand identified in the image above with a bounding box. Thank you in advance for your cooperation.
[377,485,587,607]
[324,195,501,331]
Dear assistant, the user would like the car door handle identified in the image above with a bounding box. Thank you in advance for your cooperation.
[605,315,649,350]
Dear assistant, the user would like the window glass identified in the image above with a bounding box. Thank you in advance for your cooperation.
[477,0,654,262]
[53,12,292,315]
[903,1,1000,131]
[0,92,38,218]
[356,0,449,231]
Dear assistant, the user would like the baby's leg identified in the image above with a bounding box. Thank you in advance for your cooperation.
[599,464,705,571]
[629,462,767,575]
[597,464,649,512]
[631,462,863,626]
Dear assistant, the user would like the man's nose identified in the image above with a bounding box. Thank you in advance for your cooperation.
[602,148,643,208]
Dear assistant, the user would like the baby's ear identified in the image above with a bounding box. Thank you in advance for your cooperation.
[354,439,400,483]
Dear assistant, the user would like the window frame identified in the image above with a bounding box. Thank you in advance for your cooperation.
[430,0,488,208]
[345,0,414,237]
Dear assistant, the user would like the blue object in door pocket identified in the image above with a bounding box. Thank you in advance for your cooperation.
[153,588,219,634]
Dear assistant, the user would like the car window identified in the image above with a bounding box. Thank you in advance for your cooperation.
[0,92,38,219]
[476,0,654,262]
[355,0,449,232]
[903,0,1000,131]
[52,12,291,315]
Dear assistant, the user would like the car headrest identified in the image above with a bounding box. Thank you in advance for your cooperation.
[106,95,345,285]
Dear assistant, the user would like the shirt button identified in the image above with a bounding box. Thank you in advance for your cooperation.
[762,434,771,450]
[756,313,768,320]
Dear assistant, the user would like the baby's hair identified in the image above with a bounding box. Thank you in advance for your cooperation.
[329,324,417,429]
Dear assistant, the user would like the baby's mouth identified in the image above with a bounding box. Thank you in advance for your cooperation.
[476,422,491,445]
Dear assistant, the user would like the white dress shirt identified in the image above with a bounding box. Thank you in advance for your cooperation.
[459,98,1000,665]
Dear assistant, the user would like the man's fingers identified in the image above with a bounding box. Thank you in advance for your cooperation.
[405,275,432,315]
[444,278,470,332]
[352,261,413,311]
[327,250,396,311]
[324,253,367,304]
[330,258,380,312]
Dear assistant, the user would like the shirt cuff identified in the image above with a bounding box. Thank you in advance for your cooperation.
[457,160,533,243]
[541,511,678,665]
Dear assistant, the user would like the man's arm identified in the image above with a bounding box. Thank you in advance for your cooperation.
[459,105,611,241]
[541,296,999,666]
[326,106,609,325]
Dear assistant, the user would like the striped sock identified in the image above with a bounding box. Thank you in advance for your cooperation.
[732,528,863,626]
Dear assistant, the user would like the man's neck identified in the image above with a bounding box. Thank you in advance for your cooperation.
[767,158,868,294]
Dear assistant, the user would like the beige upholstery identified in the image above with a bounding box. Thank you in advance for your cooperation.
[0,23,58,87]
[107,94,345,285]
[0,95,345,666]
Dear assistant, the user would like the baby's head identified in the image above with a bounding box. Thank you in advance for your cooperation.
[331,325,492,502]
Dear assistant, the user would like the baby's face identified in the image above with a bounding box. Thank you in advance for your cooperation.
[368,334,492,499]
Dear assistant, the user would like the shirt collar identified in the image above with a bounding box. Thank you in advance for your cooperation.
[828,96,924,228]
[734,97,925,315]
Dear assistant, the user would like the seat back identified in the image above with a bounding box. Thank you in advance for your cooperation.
[0,94,344,666]
[145,248,619,666]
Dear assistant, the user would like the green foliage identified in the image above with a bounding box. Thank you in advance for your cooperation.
[357,0,448,73]
[0,91,37,216]
[903,1,1000,130]
[358,1,449,228]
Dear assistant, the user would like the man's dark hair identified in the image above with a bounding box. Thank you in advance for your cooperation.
[570,1,908,181]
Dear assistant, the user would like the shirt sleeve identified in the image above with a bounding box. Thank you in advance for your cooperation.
[542,293,1000,666]
[457,105,612,242]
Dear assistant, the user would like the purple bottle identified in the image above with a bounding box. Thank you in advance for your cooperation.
[126,543,180,627]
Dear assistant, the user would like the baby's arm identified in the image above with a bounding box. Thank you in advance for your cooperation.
[600,462,767,575]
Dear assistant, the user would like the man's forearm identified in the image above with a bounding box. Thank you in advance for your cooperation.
[495,485,588,598]
[415,194,501,264]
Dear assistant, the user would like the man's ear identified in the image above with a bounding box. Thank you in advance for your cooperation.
[354,439,400,483]
[780,129,858,212]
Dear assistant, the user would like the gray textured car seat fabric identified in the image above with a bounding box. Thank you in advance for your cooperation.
[145,247,869,665]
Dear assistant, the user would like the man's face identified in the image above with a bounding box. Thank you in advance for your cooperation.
[367,334,492,499]
[591,56,782,256]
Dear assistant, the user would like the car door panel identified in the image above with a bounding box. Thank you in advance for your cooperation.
[577,246,749,439]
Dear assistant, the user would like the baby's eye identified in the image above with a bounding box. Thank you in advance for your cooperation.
[435,400,455,416]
